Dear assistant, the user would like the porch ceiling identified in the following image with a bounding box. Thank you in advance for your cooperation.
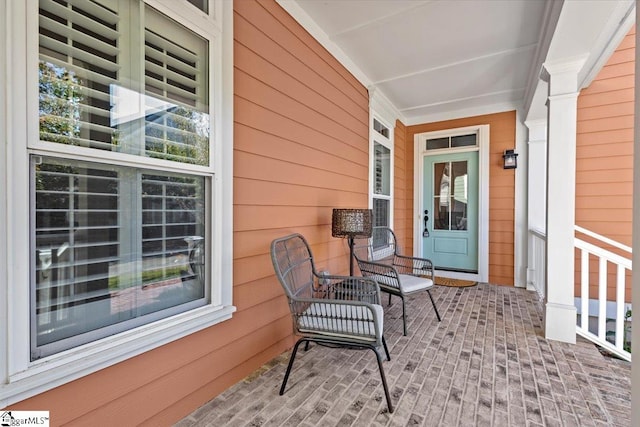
[279,0,635,124]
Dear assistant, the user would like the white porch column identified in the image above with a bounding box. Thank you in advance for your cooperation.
[524,119,547,294]
[541,57,586,344]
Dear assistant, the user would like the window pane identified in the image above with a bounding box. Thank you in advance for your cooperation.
[38,0,210,166]
[451,134,476,148]
[433,161,468,231]
[434,162,450,230]
[374,142,391,196]
[187,0,208,13]
[32,156,206,358]
[373,119,389,138]
[373,198,389,228]
[451,161,468,230]
[426,137,448,150]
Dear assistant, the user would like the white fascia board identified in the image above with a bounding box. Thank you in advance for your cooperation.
[522,0,563,120]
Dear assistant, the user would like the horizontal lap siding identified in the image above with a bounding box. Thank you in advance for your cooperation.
[394,120,410,249]
[575,27,634,302]
[405,111,516,285]
[12,1,370,424]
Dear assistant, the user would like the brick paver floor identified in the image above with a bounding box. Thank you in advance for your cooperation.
[176,283,631,426]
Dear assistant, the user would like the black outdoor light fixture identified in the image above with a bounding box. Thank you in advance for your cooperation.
[331,208,373,275]
[503,149,518,169]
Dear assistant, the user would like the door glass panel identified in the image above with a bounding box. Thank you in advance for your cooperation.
[451,134,476,148]
[451,161,468,230]
[426,137,448,150]
[433,161,468,230]
[434,162,450,230]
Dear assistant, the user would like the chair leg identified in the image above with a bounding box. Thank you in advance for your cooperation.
[382,336,391,361]
[401,296,407,336]
[280,338,306,395]
[304,341,310,351]
[388,292,392,306]
[371,346,394,413]
[427,289,441,321]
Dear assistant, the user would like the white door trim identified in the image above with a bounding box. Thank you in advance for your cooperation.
[413,125,489,283]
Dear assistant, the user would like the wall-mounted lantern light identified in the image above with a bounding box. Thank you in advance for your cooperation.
[503,149,518,169]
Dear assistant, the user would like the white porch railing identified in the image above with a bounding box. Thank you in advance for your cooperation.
[527,227,546,299]
[574,225,632,361]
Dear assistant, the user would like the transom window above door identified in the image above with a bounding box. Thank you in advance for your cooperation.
[425,133,477,151]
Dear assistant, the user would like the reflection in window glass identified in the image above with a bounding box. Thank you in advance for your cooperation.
[426,138,448,150]
[426,134,477,151]
[33,156,206,357]
[374,142,391,196]
[451,161,468,231]
[187,0,208,13]
[451,134,476,148]
[373,199,389,228]
[434,162,449,230]
[433,161,468,231]
[373,119,389,138]
[38,0,210,165]
[372,199,390,250]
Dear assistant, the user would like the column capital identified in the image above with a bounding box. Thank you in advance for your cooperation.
[524,119,547,142]
[541,54,589,96]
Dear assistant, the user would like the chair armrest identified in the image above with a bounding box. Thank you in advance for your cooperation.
[392,254,434,278]
[355,258,402,290]
[313,274,382,304]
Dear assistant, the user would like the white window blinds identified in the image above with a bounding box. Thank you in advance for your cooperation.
[33,0,211,360]
[38,0,210,165]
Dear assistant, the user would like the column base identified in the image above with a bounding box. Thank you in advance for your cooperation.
[543,302,577,343]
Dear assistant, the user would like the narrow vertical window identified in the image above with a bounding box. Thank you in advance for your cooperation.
[370,116,393,245]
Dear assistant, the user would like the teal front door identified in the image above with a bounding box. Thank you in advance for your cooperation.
[422,151,478,272]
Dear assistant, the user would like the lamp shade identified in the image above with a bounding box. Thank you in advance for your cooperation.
[331,209,373,238]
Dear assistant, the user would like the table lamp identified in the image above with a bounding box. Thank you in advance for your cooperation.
[331,208,373,275]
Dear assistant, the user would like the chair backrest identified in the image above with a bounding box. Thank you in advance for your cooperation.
[271,233,317,300]
[354,226,398,262]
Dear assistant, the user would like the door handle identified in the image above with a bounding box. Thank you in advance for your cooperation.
[423,210,429,237]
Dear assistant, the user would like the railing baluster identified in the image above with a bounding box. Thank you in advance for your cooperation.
[581,249,589,331]
[598,257,607,341]
[615,264,625,350]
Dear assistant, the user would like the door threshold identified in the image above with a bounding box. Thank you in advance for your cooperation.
[434,269,479,282]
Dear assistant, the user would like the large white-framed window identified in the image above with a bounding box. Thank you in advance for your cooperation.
[1,0,234,406]
[369,116,393,232]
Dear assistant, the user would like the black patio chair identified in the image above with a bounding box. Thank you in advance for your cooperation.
[271,233,394,413]
[354,226,441,336]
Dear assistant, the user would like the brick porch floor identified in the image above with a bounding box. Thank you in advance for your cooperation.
[176,283,631,426]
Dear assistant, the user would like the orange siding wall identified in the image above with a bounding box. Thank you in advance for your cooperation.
[10,1,370,424]
[575,27,635,301]
[394,119,410,249]
[405,111,516,285]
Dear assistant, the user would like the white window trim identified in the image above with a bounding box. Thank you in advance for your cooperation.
[0,0,235,407]
[369,114,394,227]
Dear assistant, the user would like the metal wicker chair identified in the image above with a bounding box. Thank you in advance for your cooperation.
[354,226,441,336]
[271,233,394,413]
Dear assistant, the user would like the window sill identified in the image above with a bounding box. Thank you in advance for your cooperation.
[1,304,236,408]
